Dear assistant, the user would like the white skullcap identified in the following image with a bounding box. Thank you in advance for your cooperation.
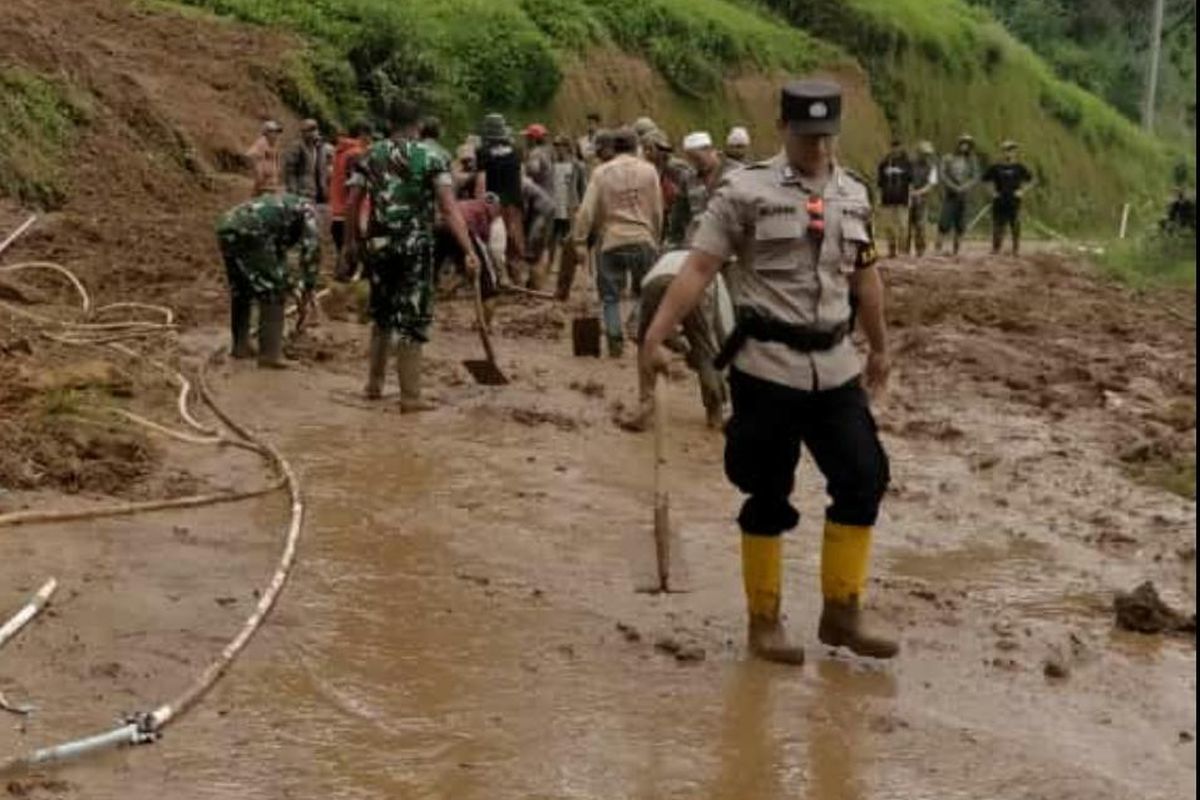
[682,131,714,152]
[726,126,750,146]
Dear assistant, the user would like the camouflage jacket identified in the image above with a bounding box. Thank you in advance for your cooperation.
[348,138,452,260]
[215,193,320,291]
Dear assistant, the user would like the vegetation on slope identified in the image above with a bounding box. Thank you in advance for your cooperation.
[0,67,90,208]
[172,0,841,134]
[764,0,1189,233]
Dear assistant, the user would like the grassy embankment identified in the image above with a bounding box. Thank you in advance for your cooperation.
[0,67,90,208]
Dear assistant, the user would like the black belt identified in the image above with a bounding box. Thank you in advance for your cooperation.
[713,308,849,370]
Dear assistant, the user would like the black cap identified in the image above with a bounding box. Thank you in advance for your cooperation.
[781,79,842,135]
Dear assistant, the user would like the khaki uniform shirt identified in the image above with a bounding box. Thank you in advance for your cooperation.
[690,153,874,392]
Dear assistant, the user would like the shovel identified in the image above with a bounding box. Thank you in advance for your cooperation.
[462,268,509,386]
[571,248,602,357]
[631,374,690,593]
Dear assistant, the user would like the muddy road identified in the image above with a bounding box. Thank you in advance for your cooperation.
[0,250,1195,799]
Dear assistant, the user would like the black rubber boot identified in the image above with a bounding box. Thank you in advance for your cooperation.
[230,295,253,359]
[364,325,389,399]
[257,294,289,369]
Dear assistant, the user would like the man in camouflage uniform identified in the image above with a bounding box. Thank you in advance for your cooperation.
[640,79,897,666]
[216,192,320,367]
[341,104,478,412]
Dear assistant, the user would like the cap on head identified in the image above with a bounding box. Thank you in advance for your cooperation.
[553,134,572,147]
[262,120,284,135]
[917,140,935,155]
[611,126,639,154]
[780,79,842,135]
[683,131,714,152]
[456,144,476,161]
[632,117,658,137]
[643,128,672,152]
[524,123,548,141]
[957,133,974,145]
[300,119,319,133]
[726,126,750,147]
[1001,139,1018,151]
[480,113,509,140]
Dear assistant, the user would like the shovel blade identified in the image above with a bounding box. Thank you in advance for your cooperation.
[572,316,602,357]
[462,359,509,386]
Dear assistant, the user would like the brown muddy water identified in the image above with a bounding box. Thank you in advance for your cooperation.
[0,278,1194,799]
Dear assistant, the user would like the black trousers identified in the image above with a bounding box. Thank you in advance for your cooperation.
[724,368,889,535]
[991,198,1021,253]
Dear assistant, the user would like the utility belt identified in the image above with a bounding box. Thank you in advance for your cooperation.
[714,307,849,370]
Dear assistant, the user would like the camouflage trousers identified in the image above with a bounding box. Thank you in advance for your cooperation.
[217,234,290,299]
[365,248,436,343]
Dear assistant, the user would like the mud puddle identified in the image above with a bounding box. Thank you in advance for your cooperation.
[0,253,1194,799]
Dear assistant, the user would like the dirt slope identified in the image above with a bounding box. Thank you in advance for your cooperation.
[0,0,300,319]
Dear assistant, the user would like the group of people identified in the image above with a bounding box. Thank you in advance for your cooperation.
[875,134,1034,259]
[205,69,943,671]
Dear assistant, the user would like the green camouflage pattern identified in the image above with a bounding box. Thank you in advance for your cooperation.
[349,138,451,339]
[216,193,320,297]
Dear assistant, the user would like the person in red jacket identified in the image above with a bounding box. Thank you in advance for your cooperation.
[330,120,372,279]
[456,193,503,328]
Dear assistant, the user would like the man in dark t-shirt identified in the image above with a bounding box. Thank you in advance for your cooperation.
[982,140,1034,256]
[475,113,526,280]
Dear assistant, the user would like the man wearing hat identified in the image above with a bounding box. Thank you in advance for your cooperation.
[875,137,914,258]
[639,78,897,666]
[247,120,284,198]
[641,128,687,240]
[982,140,1034,256]
[936,133,980,255]
[666,131,736,248]
[906,141,939,257]
[284,119,330,205]
[524,123,555,198]
[475,113,526,284]
[724,126,752,167]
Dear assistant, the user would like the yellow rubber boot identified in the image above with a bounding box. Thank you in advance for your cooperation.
[742,533,805,665]
[818,522,898,659]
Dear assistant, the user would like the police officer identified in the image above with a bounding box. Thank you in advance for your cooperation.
[639,78,897,665]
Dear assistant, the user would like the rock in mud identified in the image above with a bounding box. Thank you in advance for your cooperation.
[654,635,706,663]
[616,622,642,643]
[1114,581,1196,635]
[510,407,579,431]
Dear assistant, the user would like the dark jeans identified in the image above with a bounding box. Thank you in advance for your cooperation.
[724,369,890,535]
[597,243,655,340]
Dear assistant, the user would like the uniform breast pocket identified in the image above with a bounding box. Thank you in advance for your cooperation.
[752,217,805,273]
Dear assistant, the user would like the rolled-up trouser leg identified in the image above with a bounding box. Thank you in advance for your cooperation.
[724,369,803,535]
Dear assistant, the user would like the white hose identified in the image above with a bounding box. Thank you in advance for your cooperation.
[0,216,37,258]
[0,579,57,650]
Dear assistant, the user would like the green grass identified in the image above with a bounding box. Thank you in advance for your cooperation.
[1096,230,1197,288]
[0,67,90,209]
[168,0,840,134]
[762,0,1187,234]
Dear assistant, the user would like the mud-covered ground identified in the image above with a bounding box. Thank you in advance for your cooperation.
[0,246,1194,799]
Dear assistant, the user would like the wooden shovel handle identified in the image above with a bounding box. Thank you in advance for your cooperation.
[473,268,498,365]
[653,374,670,589]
